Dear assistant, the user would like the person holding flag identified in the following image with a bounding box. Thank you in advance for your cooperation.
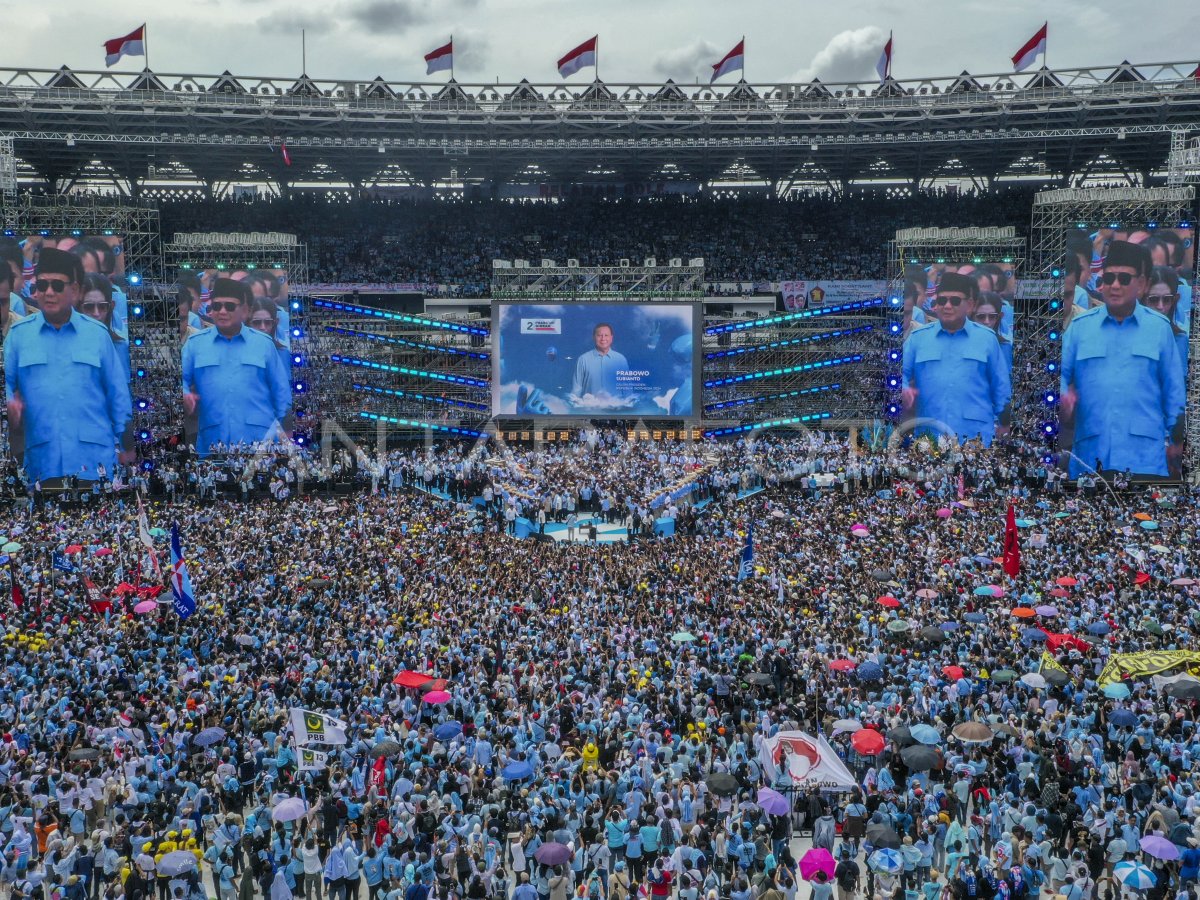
[169,521,195,619]
[737,524,754,581]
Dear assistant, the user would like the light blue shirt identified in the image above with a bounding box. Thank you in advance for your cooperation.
[572,347,630,397]
[276,303,291,349]
[111,287,129,334]
[902,319,1011,447]
[181,324,292,456]
[1060,302,1185,477]
[9,292,26,317]
[3,309,132,481]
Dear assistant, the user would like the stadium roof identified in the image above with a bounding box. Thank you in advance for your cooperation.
[1,60,1197,192]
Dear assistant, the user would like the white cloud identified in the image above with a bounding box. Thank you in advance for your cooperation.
[453,30,491,75]
[652,40,721,83]
[792,26,887,83]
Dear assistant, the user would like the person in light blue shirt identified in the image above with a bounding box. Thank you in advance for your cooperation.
[181,278,292,457]
[1144,266,1189,386]
[901,272,1011,448]
[4,249,133,483]
[571,323,630,399]
[972,293,1013,377]
[1060,241,1185,478]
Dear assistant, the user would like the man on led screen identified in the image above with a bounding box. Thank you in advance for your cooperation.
[182,278,292,457]
[901,272,1011,447]
[1059,240,1185,479]
[4,248,133,482]
[571,323,630,399]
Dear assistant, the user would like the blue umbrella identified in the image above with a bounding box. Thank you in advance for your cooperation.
[1109,709,1138,728]
[1021,628,1048,643]
[1015,518,1035,528]
[1087,622,1112,635]
[433,722,463,741]
[910,724,941,745]
[194,727,226,747]
[972,555,995,566]
[964,612,988,623]
[857,662,883,682]
[1103,683,1130,699]
[972,586,994,596]
[1035,501,1051,510]
[1053,511,1071,519]
[869,849,904,874]
[1139,521,1159,531]
[502,760,533,781]
[939,622,960,632]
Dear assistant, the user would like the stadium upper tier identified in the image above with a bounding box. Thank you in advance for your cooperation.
[1,60,1198,189]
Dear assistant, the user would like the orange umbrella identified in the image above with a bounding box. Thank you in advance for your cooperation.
[1134,513,1152,521]
[1055,576,1078,587]
[942,665,965,680]
[1010,607,1036,618]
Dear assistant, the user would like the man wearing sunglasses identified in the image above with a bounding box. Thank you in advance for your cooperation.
[181,278,292,457]
[900,271,1011,448]
[1059,240,1185,480]
[3,247,133,483]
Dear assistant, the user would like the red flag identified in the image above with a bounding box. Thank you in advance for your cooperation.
[280,141,292,167]
[103,24,146,67]
[1011,23,1047,72]
[1002,501,1020,577]
[370,755,387,792]
[557,36,597,78]
[1191,63,1200,80]
[84,577,113,614]
[10,578,24,609]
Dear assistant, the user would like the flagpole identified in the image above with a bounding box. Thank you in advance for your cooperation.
[595,35,599,83]
[450,34,455,81]
[143,24,150,71]
[741,35,746,83]
[302,29,307,74]
[1042,21,1048,69]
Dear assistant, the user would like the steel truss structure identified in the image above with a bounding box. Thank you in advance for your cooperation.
[1026,186,1200,477]
[0,60,1197,191]
[491,260,704,299]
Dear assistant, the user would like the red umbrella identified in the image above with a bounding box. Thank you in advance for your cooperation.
[877,596,901,608]
[1055,576,1078,587]
[113,582,138,596]
[94,547,113,557]
[393,670,434,689]
[65,544,83,554]
[852,729,885,755]
[942,665,965,680]
[1049,588,1069,598]
[828,659,857,672]
[1135,572,1151,586]
[422,690,452,705]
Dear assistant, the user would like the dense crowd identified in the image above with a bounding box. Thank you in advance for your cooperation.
[157,191,1037,290]
[1,429,1199,900]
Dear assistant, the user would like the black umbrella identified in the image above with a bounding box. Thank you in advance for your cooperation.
[901,745,941,771]
[865,823,901,849]
[1165,681,1200,700]
[888,726,916,747]
[1042,669,1070,687]
[744,673,774,687]
[68,748,100,760]
[919,626,947,642]
[1129,781,1154,804]
[371,740,403,757]
[871,568,890,581]
[706,773,740,796]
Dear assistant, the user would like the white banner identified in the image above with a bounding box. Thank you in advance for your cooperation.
[297,746,330,771]
[289,708,349,746]
[780,280,887,310]
[759,730,858,791]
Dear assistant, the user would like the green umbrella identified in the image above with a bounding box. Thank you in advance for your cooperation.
[886,619,912,633]
[1,542,21,553]
[671,631,696,643]
[1142,621,1164,637]
[991,668,1018,682]
[149,527,167,538]
[1053,512,1071,519]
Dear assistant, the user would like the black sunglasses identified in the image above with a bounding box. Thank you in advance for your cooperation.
[931,295,965,307]
[209,301,242,313]
[1100,272,1135,286]
[35,278,73,294]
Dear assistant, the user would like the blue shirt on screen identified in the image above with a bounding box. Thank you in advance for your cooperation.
[901,319,1011,448]
[181,324,292,457]
[275,303,291,349]
[9,292,27,316]
[111,286,129,333]
[572,348,629,397]
[3,309,132,482]
[1060,303,1185,477]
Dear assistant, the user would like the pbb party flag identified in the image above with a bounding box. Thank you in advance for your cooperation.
[169,522,196,620]
[558,36,597,78]
[425,39,453,75]
[290,708,349,745]
[737,525,754,581]
[1012,23,1047,72]
[104,25,145,67]
[710,39,745,83]
[297,747,329,771]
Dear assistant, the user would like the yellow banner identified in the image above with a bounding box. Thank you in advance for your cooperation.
[1039,652,1070,680]
[1096,650,1200,687]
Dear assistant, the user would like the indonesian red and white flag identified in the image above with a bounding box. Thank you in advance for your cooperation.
[710,39,745,83]
[104,25,145,68]
[875,33,893,82]
[558,36,597,78]
[425,39,453,75]
[281,141,292,166]
[1012,23,1047,72]
[1191,63,1200,80]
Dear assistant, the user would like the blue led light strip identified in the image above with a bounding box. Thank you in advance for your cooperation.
[704,298,884,336]
[330,354,489,388]
[352,383,489,412]
[703,383,841,413]
[704,325,873,360]
[703,354,863,388]
[324,325,489,359]
[312,299,489,336]
[358,412,482,437]
[704,412,834,437]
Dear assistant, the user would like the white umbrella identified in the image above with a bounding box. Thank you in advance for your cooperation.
[156,851,199,877]
[272,797,309,822]
[1114,861,1156,890]
[1020,672,1046,689]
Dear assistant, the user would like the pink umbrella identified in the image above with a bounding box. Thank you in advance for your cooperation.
[916,588,938,599]
[799,847,837,882]
[936,508,953,518]
[756,787,789,816]
[133,600,157,614]
[1171,578,1195,586]
[989,585,1005,597]
[423,690,452,705]
[850,526,869,537]
[94,547,114,557]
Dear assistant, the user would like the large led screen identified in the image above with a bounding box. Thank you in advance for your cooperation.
[493,302,699,417]
[1058,227,1194,479]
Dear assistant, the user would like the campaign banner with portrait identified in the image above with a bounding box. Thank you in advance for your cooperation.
[758,730,857,791]
[780,280,887,311]
[897,260,1019,449]
[1057,227,1194,479]
[493,302,699,417]
[2,235,135,484]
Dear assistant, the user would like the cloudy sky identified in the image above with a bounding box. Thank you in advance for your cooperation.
[3,0,1198,86]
